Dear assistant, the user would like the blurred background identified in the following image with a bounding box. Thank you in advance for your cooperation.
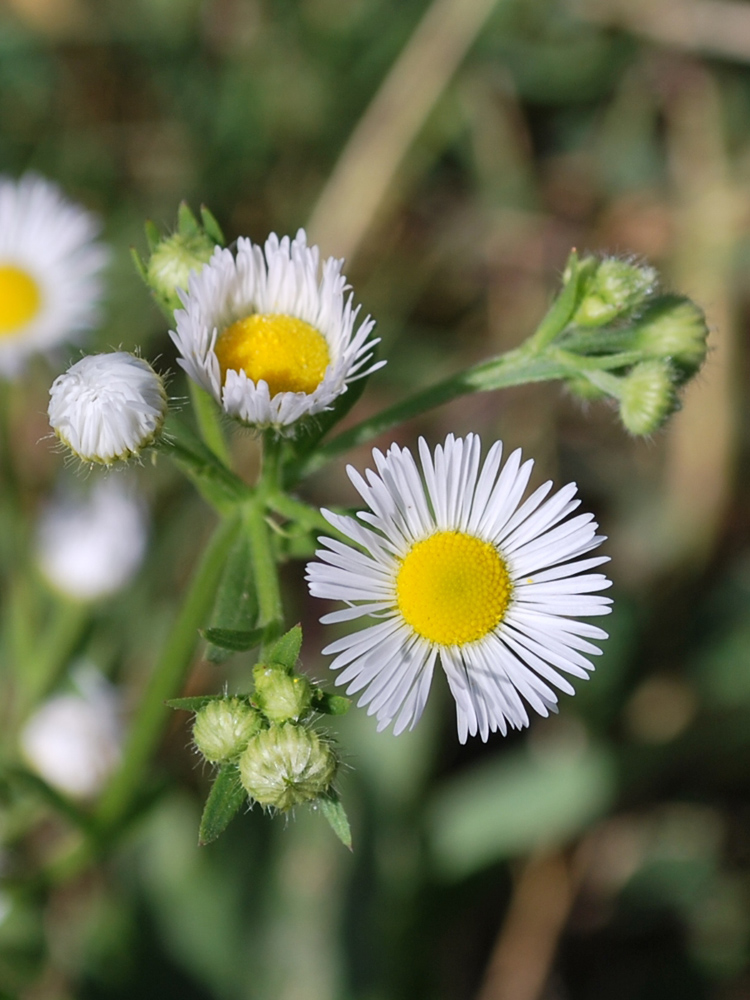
[1,0,750,996]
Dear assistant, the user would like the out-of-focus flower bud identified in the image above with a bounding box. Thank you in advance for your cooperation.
[193,698,262,764]
[631,295,709,383]
[618,361,678,436]
[36,478,148,602]
[20,664,123,799]
[146,231,216,316]
[48,352,168,465]
[239,723,337,811]
[573,257,657,327]
[253,664,312,724]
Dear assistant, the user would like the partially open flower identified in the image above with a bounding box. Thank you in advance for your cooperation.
[0,173,108,376]
[170,229,382,431]
[48,352,167,465]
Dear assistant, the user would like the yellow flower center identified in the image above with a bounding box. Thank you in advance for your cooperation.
[215,313,330,397]
[0,264,42,337]
[396,531,513,646]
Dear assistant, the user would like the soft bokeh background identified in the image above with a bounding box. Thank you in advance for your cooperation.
[1,0,750,997]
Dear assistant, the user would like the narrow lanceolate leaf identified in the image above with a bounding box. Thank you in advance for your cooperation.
[166,694,228,711]
[201,626,265,653]
[199,764,247,846]
[205,531,259,663]
[312,689,351,716]
[267,625,303,673]
[318,792,352,850]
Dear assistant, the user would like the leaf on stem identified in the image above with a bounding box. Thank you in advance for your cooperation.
[267,625,303,672]
[311,689,351,716]
[198,764,247,845]
[318,791,352,849]
[205,531,260,662]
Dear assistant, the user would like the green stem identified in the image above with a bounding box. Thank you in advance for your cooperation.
[95,514,240,830]
[244,502,283,656]
[22,598,89,710]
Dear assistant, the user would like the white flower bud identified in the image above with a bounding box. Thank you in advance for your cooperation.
[239,724,337,811]
[36,478,148,601]
[20,664,122,799]
[193,698,261,764]
[48,352,167,465]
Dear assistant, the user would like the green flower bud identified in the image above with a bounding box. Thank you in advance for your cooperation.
[239,723,337,811]
[619,361,678,436]
[146,231,216,314]
[631,296,708,383]
[193,698,262,764]
[574,258,657,327]
[253,665,313,724]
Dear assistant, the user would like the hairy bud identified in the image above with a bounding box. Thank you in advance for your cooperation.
[253,665,313,724]
[239,723,337,810]
[193,698,262,764]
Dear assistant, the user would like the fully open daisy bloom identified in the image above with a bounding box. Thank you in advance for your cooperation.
[48,352,167,465]
[306,434,612,742]
[170,229,382,431]
[0,174,108,376]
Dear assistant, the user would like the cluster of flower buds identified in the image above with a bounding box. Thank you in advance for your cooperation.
[552,254,709,435]
[171,626,349,845]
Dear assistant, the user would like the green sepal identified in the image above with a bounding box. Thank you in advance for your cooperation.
[144,219,161,252]
[199,764,247,845]
[201,626,265,654]
[177,200,200,236]
[166,694,227,711]
[201,205,225,246]
[317,791,352,849]
[311,689,351,716]
[130,247,148,284]
[205,530,259,662]
[266,625,303,673]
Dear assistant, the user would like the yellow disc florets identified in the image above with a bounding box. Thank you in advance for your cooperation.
[0,264,41,336]
[215,313,330,396]
[396,530,513,646]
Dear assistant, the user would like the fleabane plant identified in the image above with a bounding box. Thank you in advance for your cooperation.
[41,202,710,849]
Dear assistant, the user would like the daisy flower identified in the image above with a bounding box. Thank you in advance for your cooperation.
[0,174,108,376]
[170,228,382,431]
[306,434,612,742]
[48,352,167,465]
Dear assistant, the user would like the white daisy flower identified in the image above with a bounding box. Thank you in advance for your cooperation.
[0,173,108,376]
[36,477,149,601]
[170,228,382,431]
[306,434,613,743]
[48,352,167,465]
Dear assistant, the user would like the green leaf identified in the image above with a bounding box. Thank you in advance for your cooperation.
[166,695,226,712]
[267,625,303,672]
[162,416,250,513]
[206,530,259,663]
[201,626,264,653]
[428,743,615,879]
[199,765,247,846]
[130,247,148,284]
[312,690,351,716]
[200,205,225,246]
[317,791,352,849]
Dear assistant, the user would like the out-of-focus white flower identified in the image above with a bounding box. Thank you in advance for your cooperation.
[171,229,382,431]
[36,477,148,601]
[0,173,108,376]
[48,352,168,465]
[20,664,123,799]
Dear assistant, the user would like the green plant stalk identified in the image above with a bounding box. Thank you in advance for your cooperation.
[244,500,283,657]
[95,514,240,830]
[21,597,89,712]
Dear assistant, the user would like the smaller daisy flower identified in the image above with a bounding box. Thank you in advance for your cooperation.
[36,478,148,601]
[48,352,167,465]
[0,174,108,376]
[170,229,382,431]
[306,434,612,743]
